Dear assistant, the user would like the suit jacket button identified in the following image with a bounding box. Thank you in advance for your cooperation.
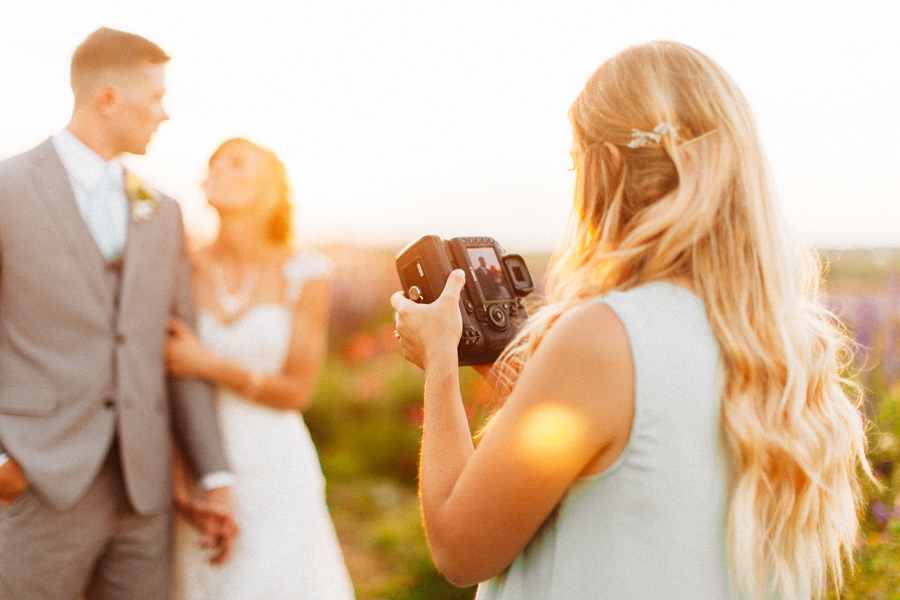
[115,333,125,344]
[104,398,115,409]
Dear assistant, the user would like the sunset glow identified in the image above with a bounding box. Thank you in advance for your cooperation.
[2,1,897,251]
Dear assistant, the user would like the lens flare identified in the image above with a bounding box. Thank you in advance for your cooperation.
[517,404,587,470]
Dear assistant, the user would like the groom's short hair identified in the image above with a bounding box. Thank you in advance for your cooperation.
[70,27,170,98]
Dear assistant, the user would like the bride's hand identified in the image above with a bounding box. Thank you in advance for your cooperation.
[390,270,466,370]
[166,318,213,379]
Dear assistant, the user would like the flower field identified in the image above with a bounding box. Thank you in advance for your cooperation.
[307,244,900,599]
[821,249,900,598]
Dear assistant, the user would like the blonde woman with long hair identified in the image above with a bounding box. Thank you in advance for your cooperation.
[391,41,870,600]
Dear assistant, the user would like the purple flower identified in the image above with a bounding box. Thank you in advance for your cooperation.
[871,499,890,527]
[851,297,878,355]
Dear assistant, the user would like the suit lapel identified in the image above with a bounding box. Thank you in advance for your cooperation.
[27,140,117,316]
[118,190,155,316]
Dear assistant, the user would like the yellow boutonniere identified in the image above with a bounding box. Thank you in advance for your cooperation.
[126,173,159,222]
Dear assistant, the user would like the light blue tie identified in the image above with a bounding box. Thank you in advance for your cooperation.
[85,165,125,261]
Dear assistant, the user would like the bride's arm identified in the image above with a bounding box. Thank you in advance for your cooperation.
[260,273,332,411]
[165,273,332,412]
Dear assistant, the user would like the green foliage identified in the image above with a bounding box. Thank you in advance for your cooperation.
[833,388,900,599]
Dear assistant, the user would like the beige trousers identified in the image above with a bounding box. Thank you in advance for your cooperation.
[0,443,172,600]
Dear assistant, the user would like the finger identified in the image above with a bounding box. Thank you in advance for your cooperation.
[203,512,235,564]
[222,516,240,540]
[390,290,411,311]
[201,522,225,551]
[210,533,232,564]
[439,270,467,303]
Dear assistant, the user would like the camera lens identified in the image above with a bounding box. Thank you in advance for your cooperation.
[488,305,508,330]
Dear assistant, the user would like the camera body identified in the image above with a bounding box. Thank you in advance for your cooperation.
[396,235,534,366]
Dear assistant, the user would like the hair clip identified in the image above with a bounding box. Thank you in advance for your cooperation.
[677,128,718,147]
[628,122,681,148]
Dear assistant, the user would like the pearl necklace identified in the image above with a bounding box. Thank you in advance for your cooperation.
[210,263,261,319]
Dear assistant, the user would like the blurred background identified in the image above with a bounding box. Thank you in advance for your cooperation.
[3,1,900,597]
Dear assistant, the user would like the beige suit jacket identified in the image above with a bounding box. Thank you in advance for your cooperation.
[0,139,229,513]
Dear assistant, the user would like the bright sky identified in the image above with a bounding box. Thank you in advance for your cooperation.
[2,1,898,252]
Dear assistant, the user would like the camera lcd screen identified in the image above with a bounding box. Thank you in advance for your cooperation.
[466,247,512,301]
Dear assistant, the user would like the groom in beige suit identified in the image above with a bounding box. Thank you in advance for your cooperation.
[0,28,237,599]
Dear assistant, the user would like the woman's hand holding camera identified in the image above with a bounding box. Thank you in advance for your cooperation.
[391,268,524,395]
[391,269,466,371]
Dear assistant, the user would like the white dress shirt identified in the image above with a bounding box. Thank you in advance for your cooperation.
[51,128,130,246]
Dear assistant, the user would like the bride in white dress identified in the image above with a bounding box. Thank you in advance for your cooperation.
[166,138,355,600]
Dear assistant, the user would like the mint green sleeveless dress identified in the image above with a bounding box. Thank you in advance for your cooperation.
[476,282,738,599]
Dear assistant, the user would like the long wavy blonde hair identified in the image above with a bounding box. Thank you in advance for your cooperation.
[503,41,871,600]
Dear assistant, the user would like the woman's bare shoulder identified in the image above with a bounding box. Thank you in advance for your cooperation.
[539,300,630,366]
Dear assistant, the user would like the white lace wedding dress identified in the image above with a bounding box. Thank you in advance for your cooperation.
[173,252,355,600]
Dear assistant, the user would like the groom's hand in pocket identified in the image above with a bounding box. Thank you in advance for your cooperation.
[0,456,28,505]
[197,486,239,564]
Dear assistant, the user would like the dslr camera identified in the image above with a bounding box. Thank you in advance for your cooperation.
[396,235,534,366]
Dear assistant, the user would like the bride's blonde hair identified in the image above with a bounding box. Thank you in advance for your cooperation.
[503,41,871,600]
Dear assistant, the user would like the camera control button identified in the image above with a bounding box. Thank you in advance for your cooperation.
[408,286,423,302]
[464,300,474,313]
[488,305,509,330]
[476,306,487,320]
